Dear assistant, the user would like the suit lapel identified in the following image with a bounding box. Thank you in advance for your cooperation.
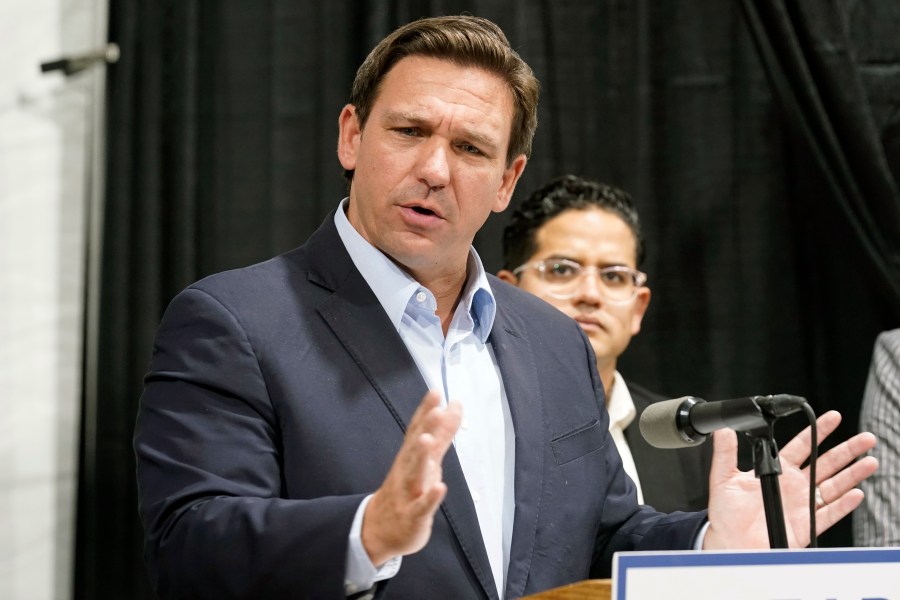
[489,289,545,599]
[307,214,498,599]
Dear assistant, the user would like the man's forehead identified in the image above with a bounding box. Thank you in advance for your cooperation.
[534,208,638,260]
[375,57,514,127]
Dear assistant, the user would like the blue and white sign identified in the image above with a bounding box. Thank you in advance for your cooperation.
[612,547,900,600]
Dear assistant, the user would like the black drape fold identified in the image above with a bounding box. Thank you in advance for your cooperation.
[75,3,207,599]
[739,0,900,302]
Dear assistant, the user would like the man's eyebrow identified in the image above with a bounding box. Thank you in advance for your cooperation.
[543,254,630,267]
[381,110,500,151]
[458,127,498,151]
[542,253,577,261]
[381,109,425,125]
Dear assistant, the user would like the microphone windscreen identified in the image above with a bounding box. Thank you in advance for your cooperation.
[639,397,707,449]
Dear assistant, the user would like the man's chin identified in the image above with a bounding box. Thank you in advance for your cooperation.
[585,336,611,360]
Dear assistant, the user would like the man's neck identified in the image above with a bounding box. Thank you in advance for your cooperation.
[597,360,616,407]
[403,264,468,336]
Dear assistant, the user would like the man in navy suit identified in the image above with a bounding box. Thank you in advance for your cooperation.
[134,15,877,600]
[498,175,711,513]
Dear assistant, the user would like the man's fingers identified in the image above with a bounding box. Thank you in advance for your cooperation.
[779,410,841,466]
[814,488,866,536]
[397,395,462,495]
[808,431,877,483]
[709,428,738,488]
[815,455,878,506]
[407,392,462,449]
[405,390,445,438]
[362,393,463,563]
[433,400,462,447]
[400,432,440,496]
[414,479,449,516]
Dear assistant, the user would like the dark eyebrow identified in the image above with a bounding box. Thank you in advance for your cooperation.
[382,110,425,126]
[542,254,581,264]
[381,110,501,155]
[542,255,631,268]
[457,128,496,152]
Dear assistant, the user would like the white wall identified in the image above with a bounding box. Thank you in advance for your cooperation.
[0,1,107,599]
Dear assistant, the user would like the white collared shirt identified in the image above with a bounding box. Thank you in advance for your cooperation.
[335,200,514,597]
[606,371,644,504]
[608,372,711,548]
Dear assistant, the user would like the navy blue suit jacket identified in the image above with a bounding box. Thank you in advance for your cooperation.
[134,213,707,599]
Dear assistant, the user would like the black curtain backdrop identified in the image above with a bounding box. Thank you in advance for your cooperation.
[75,1,900,598]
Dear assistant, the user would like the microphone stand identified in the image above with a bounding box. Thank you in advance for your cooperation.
[745,418,788,549]
[644,392,809,548]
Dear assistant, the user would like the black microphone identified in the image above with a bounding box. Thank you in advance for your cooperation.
[639,394,806,449]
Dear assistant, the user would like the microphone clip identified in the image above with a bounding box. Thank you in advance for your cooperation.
[673,394,806,447]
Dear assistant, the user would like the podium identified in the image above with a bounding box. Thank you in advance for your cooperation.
[521,579,610,600]
[611,548,900,599]
[520,547,900,599]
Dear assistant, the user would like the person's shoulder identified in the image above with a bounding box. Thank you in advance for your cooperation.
[185,209,342,299]
[189,247,306,297]
[154,246,315,335]
[875,328,900,355]
[155,246,312,326]
[869,328,900,395]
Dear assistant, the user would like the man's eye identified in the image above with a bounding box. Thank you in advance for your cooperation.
[459,143,483,155]
[549,263,578,277]
[602,270,635,287]
[397,127,419,137]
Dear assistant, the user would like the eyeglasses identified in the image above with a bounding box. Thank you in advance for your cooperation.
[513,258,647,303]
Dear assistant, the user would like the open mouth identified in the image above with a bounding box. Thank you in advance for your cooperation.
[411,206,435,216]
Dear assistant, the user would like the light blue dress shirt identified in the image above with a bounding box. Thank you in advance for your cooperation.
[335,200,515,597]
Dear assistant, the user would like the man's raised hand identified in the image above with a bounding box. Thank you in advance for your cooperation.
[362,391,462,566]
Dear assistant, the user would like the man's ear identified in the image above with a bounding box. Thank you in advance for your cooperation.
[630,287,651,336]
[496,269,519,285]
[493,154,528,213]
[337,104,361,171]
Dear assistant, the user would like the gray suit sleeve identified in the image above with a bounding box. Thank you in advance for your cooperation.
[854,329,900,546]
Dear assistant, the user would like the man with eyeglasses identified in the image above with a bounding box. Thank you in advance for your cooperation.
[498,174,712,512]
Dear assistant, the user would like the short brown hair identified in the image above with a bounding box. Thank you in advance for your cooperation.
[346,15,539,180]
[502,175,646,271]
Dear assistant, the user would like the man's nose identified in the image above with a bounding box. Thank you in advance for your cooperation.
[416,141,450,190]
[572,269,604,305]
